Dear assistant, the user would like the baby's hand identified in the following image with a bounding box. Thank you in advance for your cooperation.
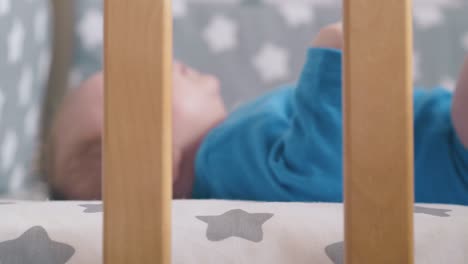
[312,22,343,50]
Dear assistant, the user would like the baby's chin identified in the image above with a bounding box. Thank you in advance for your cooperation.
[200,102,227,138]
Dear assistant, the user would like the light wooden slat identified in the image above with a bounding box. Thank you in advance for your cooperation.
[343,0,414,263]
[104,0,172,263]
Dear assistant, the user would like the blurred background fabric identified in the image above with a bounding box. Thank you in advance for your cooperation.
[70,0,468,109]
[0,0,52,198]
[0,0,467,198]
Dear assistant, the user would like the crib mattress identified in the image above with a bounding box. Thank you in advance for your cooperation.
[0,200,466,264]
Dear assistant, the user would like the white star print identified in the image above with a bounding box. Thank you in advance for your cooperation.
[7,19,25,64]
[413,0,461,29]
[173,0,188,18]
[18,66,33,107]
[253,43,290,83]
[9,164,25,192]
[277,2,313,27]
[265,0,339,6]
[462,33,468,51]
[0,0,10,16]
[203,15,238,53]
[78,9,103,51]
[68,68,84,89]
[440,77,456,92]
[1,130,17,171]
[24,105,39,138]
[0,89,4,122]
[37,49,51,84]
[34,8,48,44]
[413,6,443,29]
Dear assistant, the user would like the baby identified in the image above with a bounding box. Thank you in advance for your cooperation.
[47,23,468,205]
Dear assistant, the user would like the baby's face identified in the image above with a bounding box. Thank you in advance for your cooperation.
[172,61,227,150]
[50,63,226,199]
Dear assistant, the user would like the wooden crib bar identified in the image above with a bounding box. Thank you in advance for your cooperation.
[104,0,414,263]
[104,0,172,263]
[343,0,414,263]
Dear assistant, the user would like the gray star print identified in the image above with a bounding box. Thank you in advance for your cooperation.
[325,241,343,264]
[0,226,75,264]
[324,206,453,263]
[414,206,451,217]
[79,203,103,213]
[197,209,273,242]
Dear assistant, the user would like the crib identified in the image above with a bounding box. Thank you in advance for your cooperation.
[104,0,413,263]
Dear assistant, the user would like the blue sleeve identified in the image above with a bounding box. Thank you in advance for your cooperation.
[278,48,342,178]
[413,88,468,205]
[193,47,468,205]
[192,48,344,202]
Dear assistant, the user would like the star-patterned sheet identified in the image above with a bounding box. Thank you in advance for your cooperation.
[0,200,466,264]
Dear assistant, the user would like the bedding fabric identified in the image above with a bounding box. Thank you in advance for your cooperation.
[0,0,51,198]
[0,200,466,263]
[71,0,468,109]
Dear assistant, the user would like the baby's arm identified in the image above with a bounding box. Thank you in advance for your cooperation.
[453,56,468,148]
[314,24,467,149]
[192,24,345,201]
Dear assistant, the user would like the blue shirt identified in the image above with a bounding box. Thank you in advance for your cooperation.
[193,48,468,205]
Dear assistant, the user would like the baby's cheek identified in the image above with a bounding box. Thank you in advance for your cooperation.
[172,101,199,147]
[58,141,102,200]
[203,75,221,95]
